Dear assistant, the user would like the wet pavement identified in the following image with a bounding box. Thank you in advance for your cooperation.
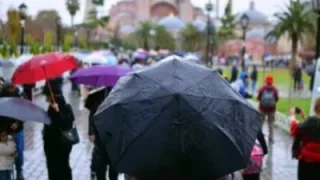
[22,84,297,180]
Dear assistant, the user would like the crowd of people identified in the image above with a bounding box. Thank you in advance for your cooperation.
[0,53,319,180]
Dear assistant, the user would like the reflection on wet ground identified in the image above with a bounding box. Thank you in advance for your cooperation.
[23,84,296,180]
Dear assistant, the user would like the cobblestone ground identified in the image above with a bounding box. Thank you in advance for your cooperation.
[22,84,297,180]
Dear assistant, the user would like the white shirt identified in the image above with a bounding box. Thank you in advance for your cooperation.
[0,139,16,170]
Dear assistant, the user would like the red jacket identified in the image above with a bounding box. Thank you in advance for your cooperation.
[291,116,320,162]
[257,85,279,113]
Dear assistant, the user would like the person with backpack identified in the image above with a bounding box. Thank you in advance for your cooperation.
[257,75,279,143]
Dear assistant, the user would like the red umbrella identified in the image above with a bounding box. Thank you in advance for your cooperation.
[12,52,77,84]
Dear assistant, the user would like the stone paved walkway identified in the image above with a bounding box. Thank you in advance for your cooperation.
[22,84,297,180]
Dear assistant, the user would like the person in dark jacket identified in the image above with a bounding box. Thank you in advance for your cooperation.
[22,84,35,101]
[0,83,25,180]
[86,88,106,179]
[291,98,320,180]
[293,65,302,91]
[250,65,258,94]
[86,87,118,180]
[43,94,74,180]
[43,77,63,96]
[230,63,238,83]
[257,75,279,142]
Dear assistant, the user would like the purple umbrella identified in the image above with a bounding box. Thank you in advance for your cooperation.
[69,66,131,87]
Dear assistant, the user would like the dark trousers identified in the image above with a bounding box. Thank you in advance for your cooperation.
[294,79,300,91]
[298,160,320,180]
[44,140,73,180]
[243,173,260,180]
[92,147,118,180]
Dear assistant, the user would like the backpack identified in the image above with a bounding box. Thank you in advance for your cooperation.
[260,89,275,107]
[243,142,264,174]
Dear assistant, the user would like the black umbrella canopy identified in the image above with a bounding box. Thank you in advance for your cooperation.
[94,56,262,178]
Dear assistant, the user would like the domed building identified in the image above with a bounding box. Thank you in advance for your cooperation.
[219,1,278,59]
[238,1,270,28]
[158,14,186,31]
[108,0,206,29]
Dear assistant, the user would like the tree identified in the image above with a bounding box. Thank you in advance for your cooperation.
[154,25,175,50]
[6,9,20,45]
[134,21,154,50]
[66,0,80,26]
[0,41,10,58]
[43,32,54,52]
[62,33,74,52]
[79,35,88,49]
[217,0,236,40]
[265,1,315,69]
[92,0,104,6]
[181,24,203,51]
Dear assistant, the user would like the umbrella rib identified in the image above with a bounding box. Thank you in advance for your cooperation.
[113,96,175,167]
[180,96,244,153]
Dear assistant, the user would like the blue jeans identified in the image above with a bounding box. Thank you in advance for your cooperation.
[14,131,24,173]
[0,170,12,180]
[252,80,257,94]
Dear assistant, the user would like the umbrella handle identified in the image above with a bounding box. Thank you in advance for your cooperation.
[43,66,56,103]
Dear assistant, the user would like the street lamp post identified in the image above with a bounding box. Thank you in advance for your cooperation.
[240,14,249,71]
[312,0,320,60]
[205,0,214,65]
[149,29,156,50]
[310,0,320,115]
[56,16,61,51]
[74,30,79,50]
[19,3,27,55]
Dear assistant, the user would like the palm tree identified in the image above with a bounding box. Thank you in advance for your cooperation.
[134,21,154,49]
[66,0,80,27]
[265,0,315,69]
[181,23,203,51]
[154,25,175,50]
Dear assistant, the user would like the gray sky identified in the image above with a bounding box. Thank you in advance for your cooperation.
[1,0,290,25]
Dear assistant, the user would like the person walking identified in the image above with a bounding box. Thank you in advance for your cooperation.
[0,83,25,180]
[293,64,302,91]
[250,65,258,95]
[43,94,75,180]
[0,128,16,180]
[22,84,35,101]
[87,87,119,180]
[257,75,279,143]
[291,98,320,180]
[85,88,107,179]
[230,63,238,83]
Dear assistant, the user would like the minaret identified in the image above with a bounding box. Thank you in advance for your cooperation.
[83,0,97,22]
[250,0,255,10]
[216,0,219,19]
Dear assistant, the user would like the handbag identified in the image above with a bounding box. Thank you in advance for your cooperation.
[61,124,80,145]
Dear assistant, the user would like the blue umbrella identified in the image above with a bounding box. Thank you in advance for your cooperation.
[0,97,50,124]
[104,55,118,66]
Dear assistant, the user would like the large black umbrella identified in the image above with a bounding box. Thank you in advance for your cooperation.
[0,97,50,124]
[94,56,262,179]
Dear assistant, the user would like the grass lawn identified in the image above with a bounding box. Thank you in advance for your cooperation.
[277,98,311,116]
[252,98,311,116]
[223,68,310,89]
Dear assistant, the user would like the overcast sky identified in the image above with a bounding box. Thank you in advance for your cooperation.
[1,0,291,25]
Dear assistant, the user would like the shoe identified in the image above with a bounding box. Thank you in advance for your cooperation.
[17,172,24,180]
[91,172,96,180]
